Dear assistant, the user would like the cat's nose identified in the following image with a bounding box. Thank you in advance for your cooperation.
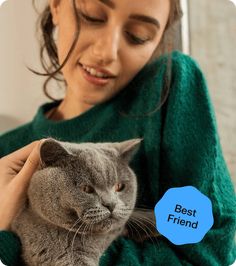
[103,202,116,212]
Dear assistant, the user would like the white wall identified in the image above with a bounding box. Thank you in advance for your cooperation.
[0,0,49,132]
[189,0,236,186]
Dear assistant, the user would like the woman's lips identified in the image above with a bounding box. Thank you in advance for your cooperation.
[80,62,116,78]
[78,63,113,86]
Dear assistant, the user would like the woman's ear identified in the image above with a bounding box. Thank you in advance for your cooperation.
[48,0,61,26]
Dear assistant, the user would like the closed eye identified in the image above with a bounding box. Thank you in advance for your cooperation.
[78,11,151,45]
[80,13,104,23]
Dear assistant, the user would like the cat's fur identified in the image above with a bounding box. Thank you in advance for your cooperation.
[11,138,146,266]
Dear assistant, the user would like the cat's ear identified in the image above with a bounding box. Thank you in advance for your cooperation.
[118,138,143,163]
[40,138,69,167]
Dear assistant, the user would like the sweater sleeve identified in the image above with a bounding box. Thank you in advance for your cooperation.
[99,53,236,266]
[0,231,22,266]
[161,53,236,266]
[158,53,236,265]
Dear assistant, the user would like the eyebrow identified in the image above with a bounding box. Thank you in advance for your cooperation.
[99,0,116,9]
[98,0,161,29]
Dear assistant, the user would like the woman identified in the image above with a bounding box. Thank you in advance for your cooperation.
[0,0,235,265]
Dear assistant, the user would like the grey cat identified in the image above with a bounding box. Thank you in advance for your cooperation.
[11,137,156,266]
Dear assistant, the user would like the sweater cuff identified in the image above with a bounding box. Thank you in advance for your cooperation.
[0,231,21,266]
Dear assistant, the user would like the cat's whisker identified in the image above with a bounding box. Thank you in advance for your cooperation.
[125,221,135,238]
[66,216,83,251]
[70,219,87,265]
[68,217,82,233]
[134,207,154,211]
[129,218,154,245]
[126,218,143,241]
[82,220,91,249]
[131,216,156,238]
[120,207,154,212]
[132,215,156,228]
[83,221,94,250]
[81,223,89,249]
[70,226,80,265]
[128,208,160,232]
[125,219,153,245]
[87,221,94,240]
[54,216,82,265]
[131,215,154,228]
[129,216,160,254]
[131,214,161,238]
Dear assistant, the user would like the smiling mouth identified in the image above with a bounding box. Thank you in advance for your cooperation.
[78,63,115,86]
[78,62,116,78]
[78,63,115,79]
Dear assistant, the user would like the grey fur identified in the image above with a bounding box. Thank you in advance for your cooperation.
[11,138,143,266]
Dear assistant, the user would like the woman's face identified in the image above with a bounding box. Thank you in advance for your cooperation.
[49,0,170,111]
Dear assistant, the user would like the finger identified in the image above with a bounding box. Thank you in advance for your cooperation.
[2,140,40,163]
[0,183,28,230]
[14,139,46,186]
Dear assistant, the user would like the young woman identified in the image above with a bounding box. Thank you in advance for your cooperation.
[0,0,235,265]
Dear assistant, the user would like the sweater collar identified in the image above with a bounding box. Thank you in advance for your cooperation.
[31,91,124,140]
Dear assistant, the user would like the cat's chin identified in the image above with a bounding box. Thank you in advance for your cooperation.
[89,217,124,234]
[92,218,113,232]
[59,217,114,233]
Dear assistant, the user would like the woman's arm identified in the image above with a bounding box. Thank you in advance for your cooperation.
[0,140,44,266]
[99,53,236,266]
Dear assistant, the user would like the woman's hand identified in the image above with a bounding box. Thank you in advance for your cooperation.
[0,140,45,230]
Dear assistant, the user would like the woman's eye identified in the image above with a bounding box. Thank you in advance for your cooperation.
[126,32,150,45]
[77,10,150,46]
[79,11,104,23]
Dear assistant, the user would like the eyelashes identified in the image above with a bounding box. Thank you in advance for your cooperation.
[77,10,151,45]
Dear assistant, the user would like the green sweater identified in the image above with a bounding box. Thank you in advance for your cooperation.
[0,51,235,266]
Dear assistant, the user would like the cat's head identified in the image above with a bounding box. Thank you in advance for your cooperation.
[28,138,142,233]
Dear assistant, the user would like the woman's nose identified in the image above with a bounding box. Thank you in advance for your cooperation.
[92,29,120,64]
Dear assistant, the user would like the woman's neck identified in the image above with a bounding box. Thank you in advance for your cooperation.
[46,94,94,121]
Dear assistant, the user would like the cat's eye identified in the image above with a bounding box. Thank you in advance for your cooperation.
[115,183,125,192]
[81,185,95,194]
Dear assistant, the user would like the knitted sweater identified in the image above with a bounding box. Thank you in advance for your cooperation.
[0,51,235,266]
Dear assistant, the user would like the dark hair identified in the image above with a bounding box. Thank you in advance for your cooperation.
[30,0,183,116]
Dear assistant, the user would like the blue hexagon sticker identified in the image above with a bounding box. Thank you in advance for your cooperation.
[154,186,214,245]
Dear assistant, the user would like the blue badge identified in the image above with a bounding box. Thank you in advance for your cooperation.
[154,186,214,245]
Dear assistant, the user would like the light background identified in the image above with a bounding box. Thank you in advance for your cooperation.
[0,0,235,186]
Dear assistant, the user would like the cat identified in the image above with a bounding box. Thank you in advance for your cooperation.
[11,137,158,266]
